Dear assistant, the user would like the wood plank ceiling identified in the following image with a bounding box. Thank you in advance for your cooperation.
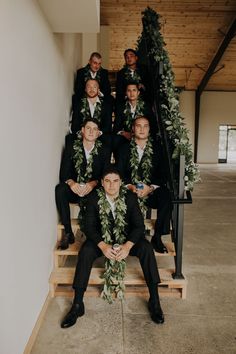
[100,0,236,91]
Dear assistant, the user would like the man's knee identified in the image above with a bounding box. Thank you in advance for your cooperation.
[134,239,154,257]
[55,182,68,198]
[78,240,100,261]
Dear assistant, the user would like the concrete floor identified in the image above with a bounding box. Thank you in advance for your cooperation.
[31,164,236,354]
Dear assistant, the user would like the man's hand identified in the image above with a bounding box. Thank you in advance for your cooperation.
[128,183,153,198]
[127,184,137,193]
[82,181,97,196]
[120,131,132,140]
[136,183,153,198]
[98,242,117,260]
[115,241,134,261]
[67,180,83,196]
[138,83,145,91]
[67,179,97,197]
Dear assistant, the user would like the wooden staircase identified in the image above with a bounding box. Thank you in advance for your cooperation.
[49,205,187,299]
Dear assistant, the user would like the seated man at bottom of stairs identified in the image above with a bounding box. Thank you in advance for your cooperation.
[61,166,164,328]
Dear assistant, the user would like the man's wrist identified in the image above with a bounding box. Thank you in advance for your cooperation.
[66,179,75,187]
[88,180,98,189]
[124,241,134,251]
[149,185,155,194]
[97,241,107,251]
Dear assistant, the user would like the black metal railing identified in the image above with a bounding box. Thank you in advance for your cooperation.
[140,23,192,279]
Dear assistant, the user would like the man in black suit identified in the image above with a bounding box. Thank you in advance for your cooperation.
[55,118,111,250]
[115,49,151,104]
[71,78,113,149]
[117,116,171,253]
[61,166,164,328]
[113,82,157,157]
[72,52,111,107]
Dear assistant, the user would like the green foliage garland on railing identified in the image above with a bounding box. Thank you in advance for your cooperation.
[137,7,200,190]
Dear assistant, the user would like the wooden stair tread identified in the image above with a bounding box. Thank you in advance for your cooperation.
[57,219,80,230]
[49,267,186,286]
[54,239,83,255]
[58,218,156,230]
[51,285,183,298]
[54,240,175,257]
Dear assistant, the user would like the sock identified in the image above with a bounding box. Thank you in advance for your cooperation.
[73,288,85,305]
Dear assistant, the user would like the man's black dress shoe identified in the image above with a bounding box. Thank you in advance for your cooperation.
[58,232,75,250]
[148,300,164,324]
[61,302,85,328]
[151,237,168,254]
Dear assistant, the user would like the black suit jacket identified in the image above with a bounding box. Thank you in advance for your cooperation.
[71,98,113,135]
[84,189,145,245]
[59,139,111,183]
[72,66,111,107]
[113,100,158,135]
[117,140,167,187]
[115,64,152,104]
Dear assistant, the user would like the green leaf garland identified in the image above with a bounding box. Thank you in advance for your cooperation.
[97,186,128,304]
[130,137,153,216]
[84,64,101,83]
[80,97,102,123]
[124,66,142,84]
[136,7,200,190]
[73,138,102,229]
[123,98,145,131]
[73,138,102,183]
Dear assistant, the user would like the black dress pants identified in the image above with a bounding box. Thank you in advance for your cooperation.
[73,238,160,290]
[146,185,172,236]
[55,183,80,231]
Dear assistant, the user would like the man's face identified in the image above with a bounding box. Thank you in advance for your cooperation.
[89,56,102,72]
[81,121,100,142]
[133,118,150,140]
[124,51,138,67]
[102,173,121,198]
[85,80,99,98]
[126,84,139,101]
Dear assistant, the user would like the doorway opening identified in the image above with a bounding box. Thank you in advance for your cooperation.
[218,125,236,163]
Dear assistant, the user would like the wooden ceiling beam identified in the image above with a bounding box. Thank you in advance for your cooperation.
[194,17,236,162]
[197,18,236,95]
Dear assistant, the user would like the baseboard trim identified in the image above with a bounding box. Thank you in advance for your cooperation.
[23,292,51,354]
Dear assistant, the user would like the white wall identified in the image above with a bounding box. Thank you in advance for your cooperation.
[198,91,236,163]
[179,91,236,163]
[0,1,81,353]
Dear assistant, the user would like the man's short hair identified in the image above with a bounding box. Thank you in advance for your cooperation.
[89,52,102,60]
[125,81,140,90]
[82,117,100,129]
[101,164,122,180]
[132,116,150,126]
[124,48,137,57]
[85,78,100,87]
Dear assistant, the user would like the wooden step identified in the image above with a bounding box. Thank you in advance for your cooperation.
[54,238,175,259]
[49,267,187,299]
[58,218,156,231]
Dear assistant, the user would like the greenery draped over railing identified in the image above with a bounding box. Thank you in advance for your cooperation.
[136,7,200,191]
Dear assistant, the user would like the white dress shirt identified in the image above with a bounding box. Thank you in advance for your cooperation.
[87,97,101,118]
